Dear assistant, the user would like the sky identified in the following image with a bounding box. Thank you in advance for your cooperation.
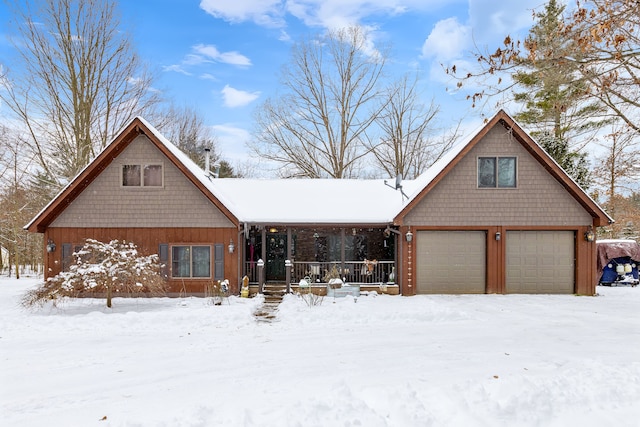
[0,0,546,167]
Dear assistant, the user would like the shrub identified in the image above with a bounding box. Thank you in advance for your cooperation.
[23,239,166,308]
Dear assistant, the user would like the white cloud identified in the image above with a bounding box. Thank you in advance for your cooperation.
[221,85,260,108]
[278,30,291,42]
[200,0,285,27]
[200,73,218,81]
[201,0,449,31]
[210,123,252,162]
[162,64,192,75]
[468,0,539,40]
[421,17,470,62]
[193,44,252,67]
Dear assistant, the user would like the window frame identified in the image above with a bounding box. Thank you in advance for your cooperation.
[121,163,164,188]
[477,156,517,189]
[170,245,212,279]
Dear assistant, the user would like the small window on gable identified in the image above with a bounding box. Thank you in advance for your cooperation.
[144,165,163,186]
[122,164,163,187]
[122,165,141,186]
[478,156,516,188]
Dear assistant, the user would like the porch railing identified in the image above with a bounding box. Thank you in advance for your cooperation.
[243,260,396,285]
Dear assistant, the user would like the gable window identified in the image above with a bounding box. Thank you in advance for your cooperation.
[171,245,211,278]
[478,157,516,188]
[122,164,163,187]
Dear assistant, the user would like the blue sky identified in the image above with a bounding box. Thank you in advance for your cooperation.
[0,0,545,164]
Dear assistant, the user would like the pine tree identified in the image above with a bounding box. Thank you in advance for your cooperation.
[512,0,605,189]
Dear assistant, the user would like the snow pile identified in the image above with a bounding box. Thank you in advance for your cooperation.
[1,277,639,426]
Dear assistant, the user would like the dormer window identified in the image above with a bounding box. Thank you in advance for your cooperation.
[478,157,516,188]
[122,164,163,187]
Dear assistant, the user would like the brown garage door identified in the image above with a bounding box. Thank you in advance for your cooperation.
[506,231,575,294]
[416,231,486,294]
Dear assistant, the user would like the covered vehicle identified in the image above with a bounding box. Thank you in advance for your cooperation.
[596,239,640,286]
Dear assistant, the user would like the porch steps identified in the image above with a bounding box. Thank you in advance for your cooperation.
[262,283,289,300]
[254,283,288,322]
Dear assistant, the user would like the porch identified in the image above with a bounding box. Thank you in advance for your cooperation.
[240,225,400,296]
[243,260,399,296]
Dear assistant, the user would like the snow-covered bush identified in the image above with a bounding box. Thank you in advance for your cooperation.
[23,239,166,308]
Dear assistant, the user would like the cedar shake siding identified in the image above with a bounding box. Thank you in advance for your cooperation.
[403,124,592,226]
[50,135,234,228]
[27,112,612,298]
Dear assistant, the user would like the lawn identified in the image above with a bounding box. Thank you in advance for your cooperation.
[1,276,639,426]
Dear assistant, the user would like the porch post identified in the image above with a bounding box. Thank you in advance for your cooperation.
[340,228,346,275]
[286,227,292,292]
[261,227,267,289]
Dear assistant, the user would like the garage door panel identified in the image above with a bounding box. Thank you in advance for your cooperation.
[506,231,574,294]
[416,231,486,294]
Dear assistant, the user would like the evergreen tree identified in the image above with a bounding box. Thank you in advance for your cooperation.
[512,0,604,189]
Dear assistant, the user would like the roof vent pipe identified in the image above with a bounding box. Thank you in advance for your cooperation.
[204,147,211,177]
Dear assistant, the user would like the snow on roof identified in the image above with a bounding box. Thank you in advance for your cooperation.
[27,110,611,230]
[140,113,493,224]
[138,117,412,224]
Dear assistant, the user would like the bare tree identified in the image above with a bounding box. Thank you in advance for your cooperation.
[0,126,42,278]
[592,122,640,221]
[251,26,388,178]
[448,0,640,133]
[368,74,459,179]
[1,0,161,187]
[155,104,241,178]
[155,105,218,168]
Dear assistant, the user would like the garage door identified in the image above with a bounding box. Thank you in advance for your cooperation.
[416,231,486,294]
[506,231,575,294]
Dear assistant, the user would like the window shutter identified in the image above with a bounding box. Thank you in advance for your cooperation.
[158,244,169,279]
[214,244,224,281]
[61,244,72,272]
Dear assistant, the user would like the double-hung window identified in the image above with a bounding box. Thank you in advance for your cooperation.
[122,164,163,187]
[171,245,211,278]
[478,157,517,188]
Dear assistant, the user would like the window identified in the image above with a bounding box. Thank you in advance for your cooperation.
[171,245,211,278]
[122,164,163,187]
[478,157,516,188]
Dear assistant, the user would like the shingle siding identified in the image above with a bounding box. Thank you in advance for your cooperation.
[50,135,234,228]
[404,124,593,226]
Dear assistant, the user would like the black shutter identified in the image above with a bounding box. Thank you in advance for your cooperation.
[214,244,224,280]
[158,244,169,279]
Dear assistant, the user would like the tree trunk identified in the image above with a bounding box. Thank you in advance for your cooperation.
[106,285,112,308]
[14,250,20,279]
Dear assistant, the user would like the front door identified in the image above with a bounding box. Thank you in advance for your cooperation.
[266,233,287,281]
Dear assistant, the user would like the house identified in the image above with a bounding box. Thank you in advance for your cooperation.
[26,110,612,296]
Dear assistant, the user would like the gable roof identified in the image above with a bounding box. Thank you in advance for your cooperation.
[25,117,239,233]
[26,110,612,233]
[394,109,613,226]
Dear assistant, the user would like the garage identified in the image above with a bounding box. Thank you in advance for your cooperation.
[416,231,486,294]
[506,231,575,294]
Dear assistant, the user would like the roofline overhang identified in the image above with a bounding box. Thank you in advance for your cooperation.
[394,110,613,227]
[26,117,239,233]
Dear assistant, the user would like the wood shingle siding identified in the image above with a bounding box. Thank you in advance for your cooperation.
[50,136,234,228]
[403,125,593,226]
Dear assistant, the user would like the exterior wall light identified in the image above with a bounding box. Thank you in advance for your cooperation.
[405,231,413,242]
[584,227,595,242]
[495,232,501,241]
[228,239,235,253]
[46,239,56,253]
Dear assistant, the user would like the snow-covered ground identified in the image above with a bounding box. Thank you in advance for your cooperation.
[1,276,639,427]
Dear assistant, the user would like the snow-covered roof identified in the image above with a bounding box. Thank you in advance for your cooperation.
[26,110,613,231]
[139,117,421,224]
